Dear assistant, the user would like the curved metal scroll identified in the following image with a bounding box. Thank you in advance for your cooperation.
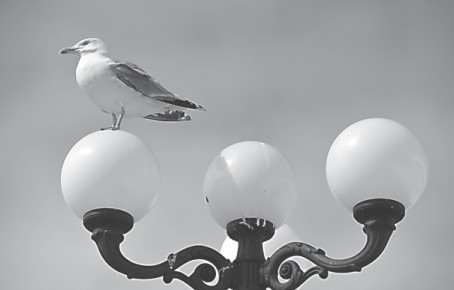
[91,229,233,290]
[83,199,405,290]
[261,199,406,290]
[83,208,233,290]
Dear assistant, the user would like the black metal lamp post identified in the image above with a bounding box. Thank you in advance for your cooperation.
[62,118,428,290]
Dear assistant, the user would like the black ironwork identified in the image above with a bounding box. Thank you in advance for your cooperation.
[260,198,405,290]
[226,218,275,290]
[83,208,234,290]
[82,198,405,290]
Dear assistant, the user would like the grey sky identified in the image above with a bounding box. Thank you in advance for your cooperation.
[1,0,453,289]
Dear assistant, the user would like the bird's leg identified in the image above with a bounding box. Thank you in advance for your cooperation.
[113,107,125,130]
[100,114,118,130]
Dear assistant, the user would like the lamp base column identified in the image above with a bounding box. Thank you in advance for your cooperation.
[227,218,275,290]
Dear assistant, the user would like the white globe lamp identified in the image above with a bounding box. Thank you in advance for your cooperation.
[326,118,428,211]
[203,141,298,229]
[61,130,160,222]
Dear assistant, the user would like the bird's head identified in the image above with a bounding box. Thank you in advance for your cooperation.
[59,38,108,56]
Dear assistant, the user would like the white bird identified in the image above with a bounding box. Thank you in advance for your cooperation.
[60,38,205,130]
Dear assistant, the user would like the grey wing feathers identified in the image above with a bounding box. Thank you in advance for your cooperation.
[112,61,173,95]
[111,62,205,110]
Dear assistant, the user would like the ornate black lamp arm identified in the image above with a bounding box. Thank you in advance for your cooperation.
[261,199,405,290]
[83,209,234,290]
[82,199,405,290]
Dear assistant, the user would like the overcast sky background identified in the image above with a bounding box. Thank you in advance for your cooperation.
[1,1,453,289]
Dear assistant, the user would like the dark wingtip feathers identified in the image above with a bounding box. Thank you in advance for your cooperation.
[151,95,205,111]
[144,110,192,122]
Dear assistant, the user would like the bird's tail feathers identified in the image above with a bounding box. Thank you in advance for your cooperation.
[144,110,191,122]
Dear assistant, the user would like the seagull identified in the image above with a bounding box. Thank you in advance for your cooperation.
[59,38,205,130]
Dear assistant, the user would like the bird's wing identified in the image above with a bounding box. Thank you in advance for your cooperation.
[111,61,174,96]
[111,61,204,110]
[144,110,191,122]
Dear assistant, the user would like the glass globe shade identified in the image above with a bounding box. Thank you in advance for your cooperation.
[61,130,160,221]
[326,118,428,211]
[203,141,298,229]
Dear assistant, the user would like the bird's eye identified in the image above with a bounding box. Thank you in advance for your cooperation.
[81,40,90,46]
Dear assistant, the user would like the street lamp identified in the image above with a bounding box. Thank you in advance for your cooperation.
[61,118,428,290]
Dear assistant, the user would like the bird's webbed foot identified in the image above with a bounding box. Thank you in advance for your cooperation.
[100,126,119,131]
[100,109,124,131]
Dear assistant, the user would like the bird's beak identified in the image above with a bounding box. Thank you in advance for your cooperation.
[59,46,78,55]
